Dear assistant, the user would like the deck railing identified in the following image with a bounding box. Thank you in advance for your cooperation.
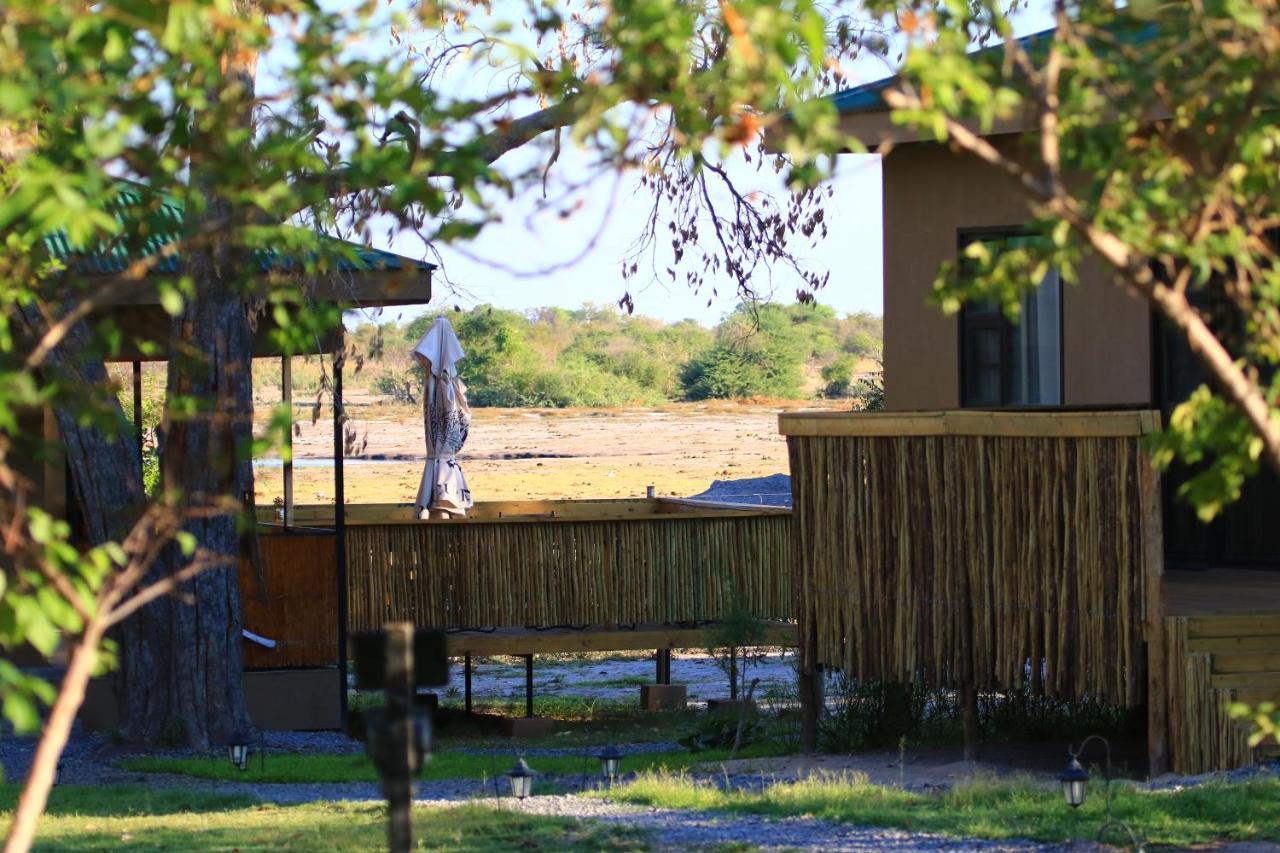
[314,499,793,632]
[781,410,1164,709]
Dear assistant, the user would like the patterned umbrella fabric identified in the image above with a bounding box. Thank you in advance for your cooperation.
[412,317,473,518]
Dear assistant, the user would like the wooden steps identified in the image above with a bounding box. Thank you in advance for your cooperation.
[1202,617,1280,697]
[1169,612,1280,773]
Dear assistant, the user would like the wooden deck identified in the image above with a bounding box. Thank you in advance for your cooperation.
[443,621,798,657]
[1161,568,1280,773]
[1165,568,1280,616]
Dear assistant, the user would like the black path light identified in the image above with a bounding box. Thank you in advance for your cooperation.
[1058,734,1144,851]
[506,756,537,800]
[597,744,623,786]
[224,727,264,772]
[227,733,250,772]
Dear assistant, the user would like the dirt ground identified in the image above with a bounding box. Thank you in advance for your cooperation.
[253,400,842,505]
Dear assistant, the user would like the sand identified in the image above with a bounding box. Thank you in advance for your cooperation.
[252,399,844,505]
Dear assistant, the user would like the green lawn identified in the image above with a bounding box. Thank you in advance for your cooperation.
[120,744,786,784]
[1,786,645,851]
[596,772,1280,847]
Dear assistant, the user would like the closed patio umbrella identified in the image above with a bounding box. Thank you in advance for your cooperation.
[412,316,473,519]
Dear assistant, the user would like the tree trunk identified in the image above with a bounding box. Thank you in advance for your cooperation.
[115,247,256,748]
[114,0,260,749]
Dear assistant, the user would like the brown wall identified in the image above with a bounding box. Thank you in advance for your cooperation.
[882,137,1152,411]
[241,532,338,669]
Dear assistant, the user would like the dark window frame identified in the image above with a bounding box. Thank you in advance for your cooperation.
[956,227,1066,408]
[957,225,1064,409]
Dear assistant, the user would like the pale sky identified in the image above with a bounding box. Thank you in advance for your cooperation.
[316,3,1056,328]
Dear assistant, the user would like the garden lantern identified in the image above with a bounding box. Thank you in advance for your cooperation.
[597,744,623,784]
[1058,755,1089,808]
[1059,735,1143,850]
[506,757,536,800]
[227,733,251,771]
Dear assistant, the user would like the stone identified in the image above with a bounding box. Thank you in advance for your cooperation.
[640,684,688,711]
[501,716,556,738]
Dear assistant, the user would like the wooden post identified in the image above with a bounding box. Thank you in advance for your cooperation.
[131,360,143,465]
[656,649,671,685]
[282,354,294,529]
[729,647,738,700]
[1140,417,1169,776]
[464,654,473,714]
[524,655,534,718]
[384,623,415,853]
[334,337,349,728]
[961,683,980,762]
[798,624,818,753]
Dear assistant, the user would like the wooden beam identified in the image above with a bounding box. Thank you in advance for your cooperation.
[265,499,788,526]
[1141,450,1169,776]
[1186,615,1280,639]
[444,622,798,657]
[778,409,1161,438]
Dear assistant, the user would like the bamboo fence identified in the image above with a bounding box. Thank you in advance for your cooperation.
[782,411,1161,707]
[344,511,792,631]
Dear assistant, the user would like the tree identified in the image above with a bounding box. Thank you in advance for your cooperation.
[862,0,1280,518]
[2,0,874,843]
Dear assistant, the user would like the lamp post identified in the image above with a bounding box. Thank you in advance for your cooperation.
[1058,734,1143,851]
[597,744,623,787]
[227,733,250,772]
[506,756,536,801]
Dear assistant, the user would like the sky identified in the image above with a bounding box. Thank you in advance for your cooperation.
[317,3,1056,328]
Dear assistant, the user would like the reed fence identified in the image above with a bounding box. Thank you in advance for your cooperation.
[343,505,793,631]
[781,411,1163,707]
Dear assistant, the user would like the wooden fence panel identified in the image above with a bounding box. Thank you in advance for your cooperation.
[784,413,1159,707]
[345,514,792,632]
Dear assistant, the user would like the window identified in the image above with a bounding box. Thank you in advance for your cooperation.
[959,232,1063,407]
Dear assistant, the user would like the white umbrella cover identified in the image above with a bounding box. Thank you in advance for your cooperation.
[412,317,473,518]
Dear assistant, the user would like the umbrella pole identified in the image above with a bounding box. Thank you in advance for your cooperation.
[282,354,293,529]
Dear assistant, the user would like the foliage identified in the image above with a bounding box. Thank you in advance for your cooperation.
[1229,701,1280,749]
[860,1,1280,516]
[121,743,786,783]
[0,787,646,851]
[389,303,879,406]
[599,772,1280,846]
[850,367,885,412]
[816,674,1139,754]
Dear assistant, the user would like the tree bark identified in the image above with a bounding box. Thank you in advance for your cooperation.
[115,0,260,744]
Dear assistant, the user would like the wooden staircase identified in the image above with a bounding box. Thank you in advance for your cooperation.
[1169,614,1280,773]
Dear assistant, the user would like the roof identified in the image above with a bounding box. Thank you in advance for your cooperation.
[41,185,435,278]
[830,25,1060,117]
[830,20,1158,118]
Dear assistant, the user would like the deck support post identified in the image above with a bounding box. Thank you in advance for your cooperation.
[464,654,473,713]
[729,647,738,700]
[524,655,534,718]
[656,649,671,685]
[334,332,349,729]
[131,360,143,464]
[1140,419,1169,776]
[798,632,818,753]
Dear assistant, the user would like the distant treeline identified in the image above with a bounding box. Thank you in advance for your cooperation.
[353,303,883,408]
